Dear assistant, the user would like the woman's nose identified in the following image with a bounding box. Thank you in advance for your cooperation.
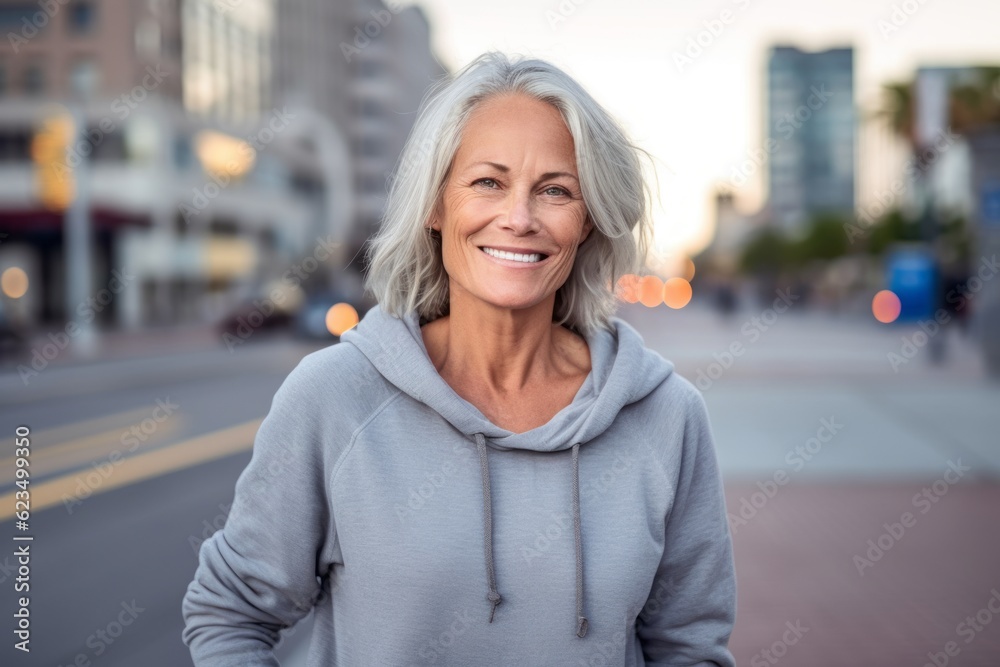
[501,188,538,233]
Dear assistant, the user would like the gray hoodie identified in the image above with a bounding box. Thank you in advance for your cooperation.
[182,304,737,666]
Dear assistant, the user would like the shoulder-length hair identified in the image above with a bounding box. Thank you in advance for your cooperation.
[363,50,654,336]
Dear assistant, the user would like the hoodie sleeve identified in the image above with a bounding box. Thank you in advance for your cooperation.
[181,356,337,666]
[637,380,737,667]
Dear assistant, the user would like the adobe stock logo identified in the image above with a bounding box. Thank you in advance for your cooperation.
[852,459,970,576]
[339,1,408,62]
[921,588,1000,667]
[694,288,799,391]
[728,417,844,535]
[749,620,809,666]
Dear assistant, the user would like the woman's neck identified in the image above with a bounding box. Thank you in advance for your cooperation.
[420,293,589,397]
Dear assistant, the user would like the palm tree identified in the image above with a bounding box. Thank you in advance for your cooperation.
[948,67,1000,133]
[878,81,916,148]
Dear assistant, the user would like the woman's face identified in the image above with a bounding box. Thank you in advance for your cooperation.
[430,93,593,313]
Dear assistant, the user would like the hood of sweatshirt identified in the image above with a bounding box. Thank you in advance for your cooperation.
[340,303,675,637]
[341,304,674,452]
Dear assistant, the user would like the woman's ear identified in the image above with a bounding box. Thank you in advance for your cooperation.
[580,214,594,245]
[428,196,445,232]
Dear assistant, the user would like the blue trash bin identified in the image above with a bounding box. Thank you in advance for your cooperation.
[886,248,937,322]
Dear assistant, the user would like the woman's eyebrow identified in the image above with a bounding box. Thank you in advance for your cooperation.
[538,171,579,182]
[465,161,579,182]
[467,160,509,172]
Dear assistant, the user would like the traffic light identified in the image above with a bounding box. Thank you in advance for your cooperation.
[31,113,75,211]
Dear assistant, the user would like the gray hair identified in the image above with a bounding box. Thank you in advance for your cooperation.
[363,51,654,336]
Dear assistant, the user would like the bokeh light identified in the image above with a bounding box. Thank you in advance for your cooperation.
[616,273,639,303]
[326,302,359,336]
[638,275,664,307]
[662,277,693,309]
[194,130,255,180]
[681,257,696,281]
[1,267,29,299]
[872,290,901,324]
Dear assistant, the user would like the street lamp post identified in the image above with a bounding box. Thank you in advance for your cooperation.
[65,102,96,356]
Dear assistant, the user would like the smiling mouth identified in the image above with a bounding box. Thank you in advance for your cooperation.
[478,246,549,263]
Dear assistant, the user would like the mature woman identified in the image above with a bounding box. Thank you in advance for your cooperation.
[182,52,736,666]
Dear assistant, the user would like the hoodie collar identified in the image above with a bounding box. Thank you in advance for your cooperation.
[341,304,674,452]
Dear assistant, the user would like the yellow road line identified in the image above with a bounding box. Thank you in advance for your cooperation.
[6,406,159,452]
[1,418,263,520]
[0,417,185,485]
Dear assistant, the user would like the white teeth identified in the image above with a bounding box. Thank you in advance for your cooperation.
[482,247,543,263]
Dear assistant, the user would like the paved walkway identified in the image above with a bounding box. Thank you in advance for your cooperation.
[725,481,1000,666]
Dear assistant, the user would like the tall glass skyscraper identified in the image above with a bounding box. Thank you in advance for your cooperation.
[766,45,856,234]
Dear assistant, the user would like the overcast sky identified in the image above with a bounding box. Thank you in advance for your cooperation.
[411,0,1000,264]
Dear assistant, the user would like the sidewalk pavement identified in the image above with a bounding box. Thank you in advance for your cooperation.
[726,480,1000,666]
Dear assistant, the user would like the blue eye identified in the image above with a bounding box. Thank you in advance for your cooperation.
[473,178,498,188]
[544,186,569,196]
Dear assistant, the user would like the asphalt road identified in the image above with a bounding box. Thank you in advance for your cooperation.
[0,337,317,667]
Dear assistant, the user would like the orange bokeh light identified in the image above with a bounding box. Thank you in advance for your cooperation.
[616,274,640,303]
[1,267,29,299]
[326,302,360,336]
[681,258,696,281]
[638,275,664,307]
[662,277,692,309]
[872,290,901,324]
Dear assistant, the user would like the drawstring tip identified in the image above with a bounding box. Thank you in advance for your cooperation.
[487,591,502,623]
[576,617,589,638]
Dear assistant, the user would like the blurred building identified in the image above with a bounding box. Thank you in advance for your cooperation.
[0,0,342,330]
[273,0,447,254]
[0,0,183,103]
[0,0,445,333]
[909,66,979,217]
[911,65,1000,374]
[765,45,856,234]
[700,190,761,276]
[180,0,274,123]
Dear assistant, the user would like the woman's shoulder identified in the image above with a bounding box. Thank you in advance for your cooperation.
[637,370,714,450]
[275,340,399,418]
[295,338,376,377]
[627,370,720,493]
[655,370,708,416]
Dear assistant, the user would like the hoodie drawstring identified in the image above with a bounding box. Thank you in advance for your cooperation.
[475,433,503,623]
[473,432,588,638]
[570,442,589,638]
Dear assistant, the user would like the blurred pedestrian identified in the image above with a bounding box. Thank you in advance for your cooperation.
[715,281,738,317]
[942,264,971,336]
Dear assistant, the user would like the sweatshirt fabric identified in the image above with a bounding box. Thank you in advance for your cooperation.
[181,303,737,666]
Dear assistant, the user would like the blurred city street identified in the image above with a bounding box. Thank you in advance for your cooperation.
[1,299,997,666]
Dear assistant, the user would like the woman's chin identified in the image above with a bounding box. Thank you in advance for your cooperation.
[472,292,550,313]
